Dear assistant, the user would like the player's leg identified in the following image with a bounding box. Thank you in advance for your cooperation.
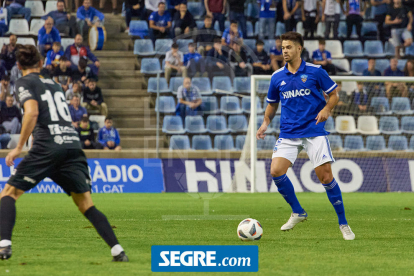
[271,139,307,231]
[71,192,128,261]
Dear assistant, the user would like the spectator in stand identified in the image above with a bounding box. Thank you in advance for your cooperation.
[384,58,408,99]
[54,56,72,92]
[0,95,21,134]
[64,34,100,75]
[184,43,206,77]
[0,35,17,72]
[404,59,414,98]
[149,2,171,43]
[45,42,64,71]
[38,17,62,57]
[82,77,108,116]
[66,81,83,102]
[168,0,187,18]
[371,0,390,42]
[0,7,8,37]
[363,58,382,76]
[173,3,196,37]
[205,0,226,32]
[344,0,365,39]
[76,117,103,149]
[270,36,283,70]
[283,0,301,32]
[165,43,188,83]
[251,40,272,75]
[386,0,413,58]
[228,0,247,38]
[195,15,217,56]
[206,38,229,78]
[77,0,105,39]
[69,95,87,128]
[258,0,277,40]
[349,82,374,114]
[98,116,121,151]
[176,77,203,122]
[99,0,117,15]
[302,0,320,39]
[5,0,31,23]
[125,0,145,33]
[222,20,243,47]
[312,39,336,75]
[145,0,165,19]
[72,57,96,83]
[322,0,342,39]
[228,40,252,78]
[10,64,21,85]
[0,76,16,106]
[42,0,77,38]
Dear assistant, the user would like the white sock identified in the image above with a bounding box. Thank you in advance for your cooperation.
[0,240,11,247]
[111,244,124,256]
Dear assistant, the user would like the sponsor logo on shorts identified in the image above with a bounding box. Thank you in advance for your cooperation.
[54,135,64,145]
[322,154,327,159]
[23,176,36,184]
[54,135,80,145]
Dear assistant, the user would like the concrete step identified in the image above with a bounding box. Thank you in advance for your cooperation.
[121,136,166,149]
[113,117,158,128]
[99,70,143,78]
[105,97,150,108]
[118,128,158,136]
[103,39,132,51]
[93,51,135,58]
[102,89,148,97]
[108,109,155,117]
[99,78,143,89]
[104,23,121,36]
[99,60,135,70]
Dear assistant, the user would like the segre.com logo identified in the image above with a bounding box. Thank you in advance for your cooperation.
[151,245,258,272]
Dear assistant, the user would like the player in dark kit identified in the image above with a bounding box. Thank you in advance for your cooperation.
[0,45,128,261]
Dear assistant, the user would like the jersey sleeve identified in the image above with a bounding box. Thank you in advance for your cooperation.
[15,78,38,106]
[317,67,337,94]
[266,76,280,103]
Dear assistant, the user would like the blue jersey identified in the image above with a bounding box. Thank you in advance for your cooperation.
[222,27,243,44]
[270,46,282,56]
[312,49,332,61]
[258,0,277,18]
[149,11,171,27]
[267,60,337,138]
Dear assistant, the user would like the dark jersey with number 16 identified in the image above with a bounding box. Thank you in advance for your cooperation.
[15,73,81,150]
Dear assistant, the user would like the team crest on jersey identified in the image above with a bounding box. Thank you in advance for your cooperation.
[301,74,308,83]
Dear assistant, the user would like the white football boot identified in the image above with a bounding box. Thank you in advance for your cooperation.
[340,225,355,240]
[280,210,308,231]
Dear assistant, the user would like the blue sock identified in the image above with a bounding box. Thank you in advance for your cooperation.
[323,179,348,225]
[273,175,304,214]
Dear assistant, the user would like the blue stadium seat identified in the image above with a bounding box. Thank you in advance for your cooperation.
[366,136,386,151]
[379,116,401,134]
[264,39,275,53]
[269,115,281,133]
[169,77,184,94]
[257,80,271,94]
[155,39,173,55]
[140,58,162,74]
[246,21,254,37]
[275,22,285,36]
[344,135,364,151]
[401,116,414,134]
[242,97,263,114]
[361,22,378,37]
[254,21,260,37]
[220,96,242,114]
[155,96,176,113]
[192,135,212,150]
[375,59,390,73]
[176,39,194,54]
[351,59,368,75]
[129,20,148,37]
[397,59,407,71]
[325,116,336,133]
[228,115,248,133]
[388,135,408,151]
[214,20,230,31]
[196,20,204,29]
[370,97,392,115]
[328,135,343,150]
[256,115,265,131]
[185,116,207,134]
[344,40,364,58]
[187,2,203,19]
[207,115,229,134]
[406,44,414,56]
[134,39,155,56]
[410,136,414,150]
[364,41,385,57]
[213,76,233,94]
[391,97,413,115]
[385,42,395,56]
[162,116,185,134]
[147,77,170,93]
[169,135,190,150]
[201,96,219,115]
[214,135,235,150]
[192,77,212,95]
[257,135,277,150]
[243,39,257,51]
[235,135,246,150]
[233,77,251,93]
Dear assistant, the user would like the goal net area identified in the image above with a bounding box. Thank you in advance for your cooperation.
[230,75,414,193]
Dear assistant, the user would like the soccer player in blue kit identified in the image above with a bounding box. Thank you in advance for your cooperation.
[256,32,355,240]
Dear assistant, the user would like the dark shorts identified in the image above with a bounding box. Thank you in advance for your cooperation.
[8,148,91,195]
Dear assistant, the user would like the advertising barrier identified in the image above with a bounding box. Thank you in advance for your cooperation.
[0,158,164,193]
[162,158,414,193]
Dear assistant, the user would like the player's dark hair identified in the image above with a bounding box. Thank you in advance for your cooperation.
[16,45,41,70]
[1,75,10,81]
[79,58,88,69]
[171,43,179,49]
[53,41,61,48]
[81,117,89,123]
[230,20,238,25]
[318,39,326,45]
[281,32,304,48]
[105,116,113,122]
[256,40,264,46]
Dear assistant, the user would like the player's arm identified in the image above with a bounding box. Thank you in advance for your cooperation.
[316,88,339,125]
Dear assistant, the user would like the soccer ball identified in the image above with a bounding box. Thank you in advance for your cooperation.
[237,218,263,241]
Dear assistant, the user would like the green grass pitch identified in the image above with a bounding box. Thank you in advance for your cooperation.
[0,193,413,276]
